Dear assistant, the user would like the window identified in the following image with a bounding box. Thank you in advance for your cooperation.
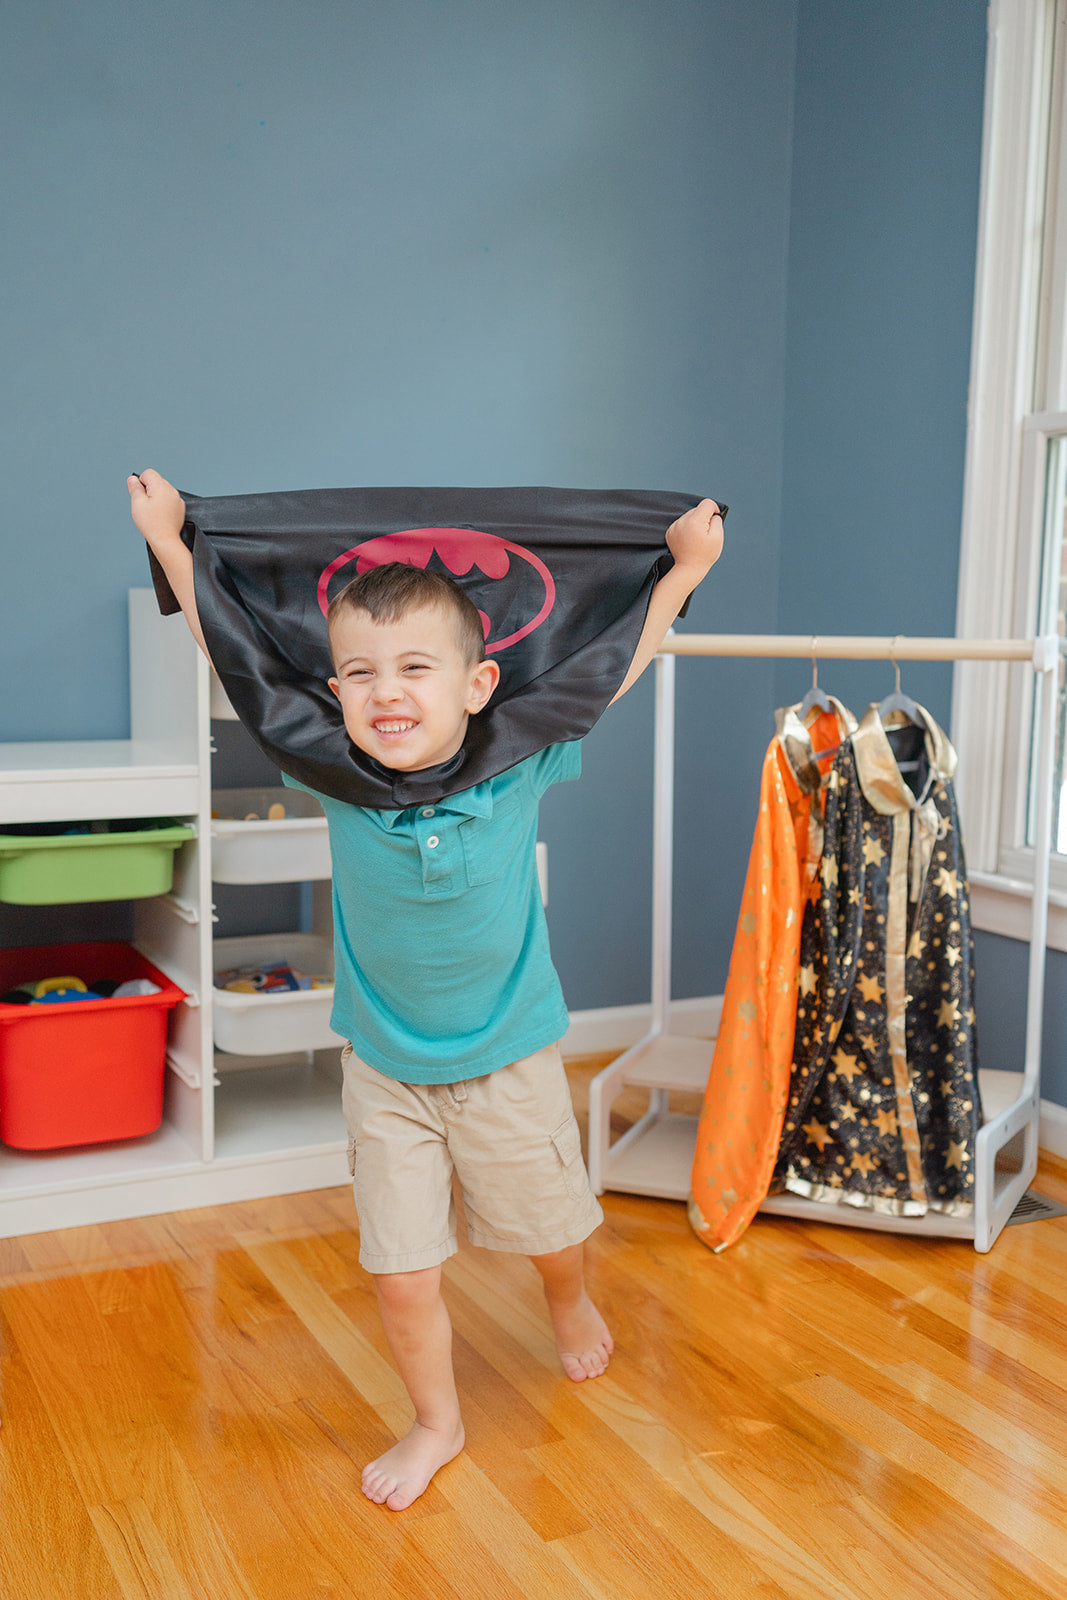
[954,0,1067,943]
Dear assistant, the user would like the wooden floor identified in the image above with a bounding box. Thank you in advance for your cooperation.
[3,1057,1067,1600]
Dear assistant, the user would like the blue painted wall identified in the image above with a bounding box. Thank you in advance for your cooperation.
[0,0,796,1008]
[777,0,987,723]
[9,1,1053,1110]
[779,3,1067,1111]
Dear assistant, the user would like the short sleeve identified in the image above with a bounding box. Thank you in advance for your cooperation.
[527,740,582,797]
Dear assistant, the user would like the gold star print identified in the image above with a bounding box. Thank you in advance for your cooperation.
[802,1119,833,1152]
[851,1151,877,1175]
[936,997,961,1031]
[839,1102,857,1121]
[721,1187,739,1206]
[936,866,960,898]
[907,931,926,961]
[831,1047,861,1083]
[873,1107,898,1136]
[739,912,757,936]
[862,834,886,867]
[737,999,758,1023]
[858,1033,878,1056]
[848,885,861,905]
[857,972,883,1004]
[940,1080,954,1097]
[822,854,840,888]
[797,965,817,997]
[944,944,962,968]
[946,1141,967,1170]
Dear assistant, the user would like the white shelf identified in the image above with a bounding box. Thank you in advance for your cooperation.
[0,740,199,823]
[0,593,351,1240]
[0,1119,202,1197]
[212,1053,346,1162]
[611,1035,711,1093]
[599,1112,700,1200]
[593,1037,1033,1223]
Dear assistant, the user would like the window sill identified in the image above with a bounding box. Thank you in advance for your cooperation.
[969,870,1067,949]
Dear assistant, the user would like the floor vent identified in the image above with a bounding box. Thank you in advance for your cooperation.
[1005,1189,1067,1226]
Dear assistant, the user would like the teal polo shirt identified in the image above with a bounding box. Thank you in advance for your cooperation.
[284,741,581,1083]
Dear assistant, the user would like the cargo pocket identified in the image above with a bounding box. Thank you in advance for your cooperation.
[550,1117,589,1202]
[346,1136,357,1178]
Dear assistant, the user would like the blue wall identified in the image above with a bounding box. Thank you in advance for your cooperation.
[8,2,1054,1107]
[779,3,1067,1111]
[777,0,987,723]
[0,0,796,1009]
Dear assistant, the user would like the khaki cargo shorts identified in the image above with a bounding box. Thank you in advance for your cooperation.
[341,1039,604,1274]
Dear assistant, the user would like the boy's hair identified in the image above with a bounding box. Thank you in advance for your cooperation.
[327,562,487,665]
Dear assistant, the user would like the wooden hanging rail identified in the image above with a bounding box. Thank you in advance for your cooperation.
[659,633,1042,662]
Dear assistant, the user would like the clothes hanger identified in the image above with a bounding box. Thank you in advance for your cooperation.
[878,640,923,771]
[797,638,843,761]
[797,637,833,716]
[877,640,923,724]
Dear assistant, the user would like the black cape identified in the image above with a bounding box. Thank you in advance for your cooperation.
[149,485,724,809]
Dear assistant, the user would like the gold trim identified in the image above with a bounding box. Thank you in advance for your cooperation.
[782,1173,973,1218]
[885,812,928,1204]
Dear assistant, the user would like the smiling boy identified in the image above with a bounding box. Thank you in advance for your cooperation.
[128,468,724,1511]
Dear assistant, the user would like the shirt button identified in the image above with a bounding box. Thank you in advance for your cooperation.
[421,807,436,818]
[427,835,440,849]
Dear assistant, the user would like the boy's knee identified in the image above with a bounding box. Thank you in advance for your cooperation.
[374,1264,442,1312]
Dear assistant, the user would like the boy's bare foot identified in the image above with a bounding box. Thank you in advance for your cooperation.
[361,1418,465,1511]
[547,1288,614,1381]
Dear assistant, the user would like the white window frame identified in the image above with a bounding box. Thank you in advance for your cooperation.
[954,0,1067,944]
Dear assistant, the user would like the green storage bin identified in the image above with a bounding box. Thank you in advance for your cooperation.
[0,820,195,905]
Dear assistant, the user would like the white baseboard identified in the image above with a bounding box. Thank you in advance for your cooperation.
[1040,1099,1067,1160]
[563,995,723,1056]
[564,995,1067,1161]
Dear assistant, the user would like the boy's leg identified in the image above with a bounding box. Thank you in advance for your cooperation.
[363,1264,465,1511]
[530,1242,614,1382]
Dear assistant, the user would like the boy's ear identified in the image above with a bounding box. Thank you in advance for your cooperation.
[328,676,341,701]
[467,658,500,714]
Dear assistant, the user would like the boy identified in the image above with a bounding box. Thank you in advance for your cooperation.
[128,469,724,1510]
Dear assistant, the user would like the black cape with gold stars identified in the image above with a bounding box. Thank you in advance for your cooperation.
[772,703,981,1217]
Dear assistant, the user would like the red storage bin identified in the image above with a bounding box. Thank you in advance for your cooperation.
[0,941,186,1150]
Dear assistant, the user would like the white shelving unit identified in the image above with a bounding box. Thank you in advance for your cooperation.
[588,632,1060,1254]
[0,592,349,1239]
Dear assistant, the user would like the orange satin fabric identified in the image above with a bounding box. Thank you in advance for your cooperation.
[688,707,845,1252]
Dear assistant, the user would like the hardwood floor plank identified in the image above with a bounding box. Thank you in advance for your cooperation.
[88,1498,202,1600]
[399,1508,540,1600]
[238,1234,408,1409]
[789,1372,1067,1592]
[434,1450,607,1600]
[0,1331,125,1600]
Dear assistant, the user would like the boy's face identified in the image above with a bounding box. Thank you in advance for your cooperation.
[328,603,500,772]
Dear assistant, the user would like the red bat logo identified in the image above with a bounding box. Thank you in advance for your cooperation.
[316,527,556,654]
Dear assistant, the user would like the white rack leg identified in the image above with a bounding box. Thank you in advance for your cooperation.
[973,636,1057,1250]
[588,650,676,1192]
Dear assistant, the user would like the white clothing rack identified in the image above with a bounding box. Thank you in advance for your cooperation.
[587,631,1062,1253]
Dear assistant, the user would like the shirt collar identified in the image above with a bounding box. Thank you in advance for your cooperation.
[378,781,495,827]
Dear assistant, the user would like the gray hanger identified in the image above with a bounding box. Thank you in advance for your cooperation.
[798,637,833,716]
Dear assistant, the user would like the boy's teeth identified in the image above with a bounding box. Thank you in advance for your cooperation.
[376,720,415,733]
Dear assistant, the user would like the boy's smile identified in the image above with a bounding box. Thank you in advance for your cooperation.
[328,603,499,772]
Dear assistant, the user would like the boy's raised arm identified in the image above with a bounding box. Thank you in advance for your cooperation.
[127,470,212,663]
[610,498,724,701]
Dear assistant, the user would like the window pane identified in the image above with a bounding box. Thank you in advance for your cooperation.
[1031,433,1067,851]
